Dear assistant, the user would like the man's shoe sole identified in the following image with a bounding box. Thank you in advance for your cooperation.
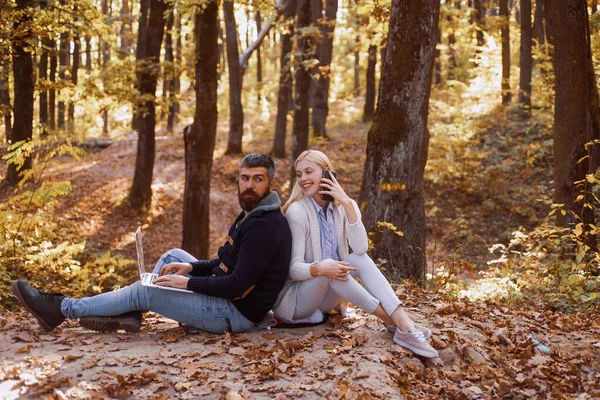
[80,316,141,333]
[12,280,54,331]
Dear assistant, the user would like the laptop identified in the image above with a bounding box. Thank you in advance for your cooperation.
[135,227,194,294]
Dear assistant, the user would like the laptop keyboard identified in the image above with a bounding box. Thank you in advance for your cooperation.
[142,273,159,285]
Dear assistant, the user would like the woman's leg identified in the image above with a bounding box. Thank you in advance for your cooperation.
[344,253,416,331]
[61,282,255,333]
[294,275,381,320]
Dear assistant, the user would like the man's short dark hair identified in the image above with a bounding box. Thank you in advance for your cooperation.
[240,153,275,180]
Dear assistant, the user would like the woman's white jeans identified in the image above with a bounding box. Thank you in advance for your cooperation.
[293,253,402,320]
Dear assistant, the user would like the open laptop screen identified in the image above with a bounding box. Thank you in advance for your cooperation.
[135,227,146,276]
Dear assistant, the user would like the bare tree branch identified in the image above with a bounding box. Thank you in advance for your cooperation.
[239,0,287,76]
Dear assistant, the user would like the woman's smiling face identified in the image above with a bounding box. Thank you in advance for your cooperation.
[296,159,323,198]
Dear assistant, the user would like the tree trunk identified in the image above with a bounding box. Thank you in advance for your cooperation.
[57,30,69,130]
[129,0,168,210]
[533,0,545,45]
[68,34,79,135]
[49,37,56,131]
[551,0,600,250]
[219,17,226,77]
[256,11,263,102]
[363,44,376,122]
[182,0,219,260]
[272,0,297,158]
[132,0,150,131]
[39,1,49,136]
[162,8,174,125]
[473,0,485,47]
[500,0,511,104]
[593,0,598,14]
[434,20,442,83]
[519,0,532,109]
[354,39,360,95]
[168,10,181,131]
[224,0,244,155]
[291,0,313,183]
[360,0,440,282]
[311,0,338,139]
[120,0,132,57]
[85,35,92,71]
[0,54,12,144]
[101,0,111,136]
[8,0,35,185]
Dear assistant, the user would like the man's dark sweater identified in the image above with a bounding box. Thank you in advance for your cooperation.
[186,191,292,323]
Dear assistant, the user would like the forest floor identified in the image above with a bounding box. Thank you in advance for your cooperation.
[1,87,599,399]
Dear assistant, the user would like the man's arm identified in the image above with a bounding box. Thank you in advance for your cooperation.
[189,258,221,277]
[186,223,278,298]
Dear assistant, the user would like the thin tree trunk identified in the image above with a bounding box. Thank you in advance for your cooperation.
[85,35,92,71]
[162,9,174,125]
[224,0,244,154]
[291,0,313,183]
[551,0,600,250]
[473,0,485,47]
[168,10,181,131]
[132,0,150,131]
[533,0,545,45]
[500,0,512,104]
[363,44,376,122]
[68,35,80,135]
[272,0,297,158]
[311,0,337,139]
[361,0,440,281]
[354,38,360,95]
[218,16,226,78]
[57,30,68,130]
[434,20,442,83]
[182,0,219,259]
[101,0,111,136]
[593,0,597,14]
[129,0,168,210]
[120,0,132,57]
[0,54,12,143]
[9,0,35,185]
[519,0,532,109]
[256,11,263,102]
[39,39,49,136]
[49,38,56,131]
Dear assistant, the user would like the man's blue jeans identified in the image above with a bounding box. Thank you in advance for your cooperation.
[61,248,256,333]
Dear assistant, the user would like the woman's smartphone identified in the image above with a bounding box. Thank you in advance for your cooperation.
[320,170,337,202]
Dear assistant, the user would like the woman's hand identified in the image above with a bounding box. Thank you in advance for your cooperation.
[159,262,193,276]
[152,274,190,289]
[311,259,357,280]
[319,173,351,205]
[320,173,359,224]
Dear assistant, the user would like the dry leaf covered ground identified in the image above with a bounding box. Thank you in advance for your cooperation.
[1,99,599,398]
[1,295,599,399]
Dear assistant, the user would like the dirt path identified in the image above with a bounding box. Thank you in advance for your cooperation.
[2,294,599,399]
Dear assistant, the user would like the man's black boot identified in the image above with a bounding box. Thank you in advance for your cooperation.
[79,311,143,333]
[12,280,66,331]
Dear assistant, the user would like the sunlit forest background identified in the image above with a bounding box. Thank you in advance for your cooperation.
[0,0,599,314]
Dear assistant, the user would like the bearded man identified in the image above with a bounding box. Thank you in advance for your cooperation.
[12,153,292,334]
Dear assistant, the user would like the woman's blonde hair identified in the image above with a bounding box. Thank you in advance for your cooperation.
[282,149,336,213]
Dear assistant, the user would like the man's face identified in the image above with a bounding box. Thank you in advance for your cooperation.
[238,167,273,211]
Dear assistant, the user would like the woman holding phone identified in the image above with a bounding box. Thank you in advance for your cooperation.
[273,150,438,358]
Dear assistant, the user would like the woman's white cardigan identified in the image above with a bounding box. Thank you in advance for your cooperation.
[273,196,369,322]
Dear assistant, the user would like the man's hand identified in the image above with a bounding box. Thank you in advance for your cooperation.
[159,262,193,276]
[152,274,190,289]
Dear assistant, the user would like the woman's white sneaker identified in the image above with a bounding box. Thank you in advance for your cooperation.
[393,328,439,358]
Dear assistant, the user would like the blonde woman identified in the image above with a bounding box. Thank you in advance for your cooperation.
[273,150,438,358]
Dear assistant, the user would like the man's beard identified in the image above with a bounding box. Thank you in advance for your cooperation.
[239,188,270,212]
